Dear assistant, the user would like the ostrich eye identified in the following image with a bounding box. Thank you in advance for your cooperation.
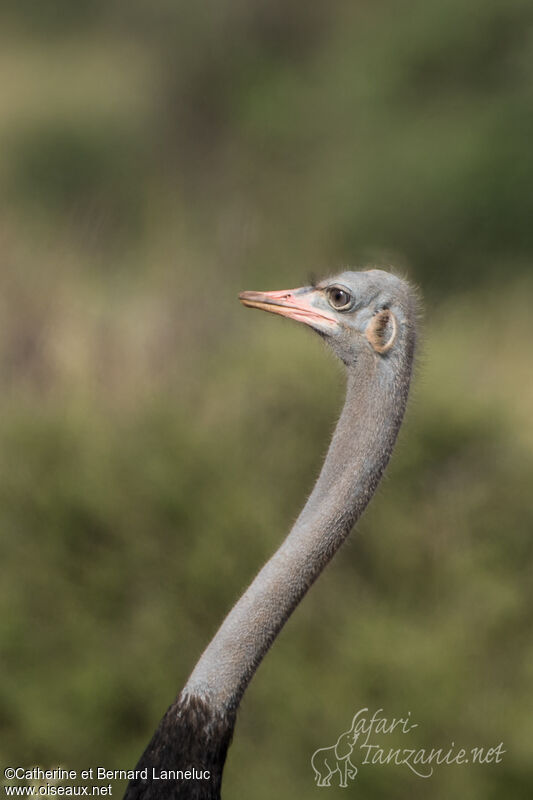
[326,286,353,311]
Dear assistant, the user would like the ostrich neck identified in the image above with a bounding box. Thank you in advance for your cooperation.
[184,337,414,712]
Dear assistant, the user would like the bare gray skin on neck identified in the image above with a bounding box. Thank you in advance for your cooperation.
[184,270,417,712]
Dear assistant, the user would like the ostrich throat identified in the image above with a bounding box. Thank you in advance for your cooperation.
[184,341,413,710]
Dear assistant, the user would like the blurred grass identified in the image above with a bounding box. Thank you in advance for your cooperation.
[0,1,532,798]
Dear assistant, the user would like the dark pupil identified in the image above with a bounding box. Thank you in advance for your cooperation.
[332,289,348,306]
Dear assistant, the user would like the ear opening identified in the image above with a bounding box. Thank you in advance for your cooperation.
[366,309,397,353]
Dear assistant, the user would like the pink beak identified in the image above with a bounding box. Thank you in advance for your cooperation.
[238,287,339,333]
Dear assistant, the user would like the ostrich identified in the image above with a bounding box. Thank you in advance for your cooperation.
[124,269,417,799]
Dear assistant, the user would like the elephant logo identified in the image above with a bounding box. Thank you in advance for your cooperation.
[311,714,360,788]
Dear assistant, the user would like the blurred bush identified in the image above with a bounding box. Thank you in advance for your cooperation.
[0,1,532,798]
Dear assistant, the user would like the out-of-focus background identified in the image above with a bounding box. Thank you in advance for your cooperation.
[1,1,532,797]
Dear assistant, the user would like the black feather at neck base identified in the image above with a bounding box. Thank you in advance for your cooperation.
[123,694,236,800]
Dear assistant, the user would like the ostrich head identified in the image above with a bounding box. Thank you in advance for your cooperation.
[239,269,413,367]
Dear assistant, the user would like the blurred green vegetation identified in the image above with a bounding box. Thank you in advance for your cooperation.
[0,1,532,798]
